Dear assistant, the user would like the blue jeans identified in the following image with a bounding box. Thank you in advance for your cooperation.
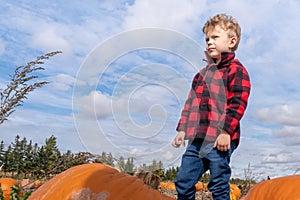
[175,139,237,200]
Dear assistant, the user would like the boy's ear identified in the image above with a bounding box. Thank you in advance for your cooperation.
[229,36,237,49]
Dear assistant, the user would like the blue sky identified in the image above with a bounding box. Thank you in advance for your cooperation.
[1,0,300,181]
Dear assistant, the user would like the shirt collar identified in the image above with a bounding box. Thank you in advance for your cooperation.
[204,51,235,67]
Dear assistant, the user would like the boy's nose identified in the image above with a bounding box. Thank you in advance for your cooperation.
[207,41,213,47]
[206,38,212,45]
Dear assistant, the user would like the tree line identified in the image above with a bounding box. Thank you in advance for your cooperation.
[0,135,179,181]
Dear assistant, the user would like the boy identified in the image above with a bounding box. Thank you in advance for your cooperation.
[172,14,251,200]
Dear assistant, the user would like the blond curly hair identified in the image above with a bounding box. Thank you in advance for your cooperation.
[202,13,241,51]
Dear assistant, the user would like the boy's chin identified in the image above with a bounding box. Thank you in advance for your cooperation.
[209,54,220,60]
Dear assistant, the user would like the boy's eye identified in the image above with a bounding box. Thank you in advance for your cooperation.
[205,35,219,42]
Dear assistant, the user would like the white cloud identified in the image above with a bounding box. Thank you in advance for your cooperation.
[256,104,300,126]
[262,150,300,164]
[80,84,178,121]
[81,91,113,118]
[47,73,77,91]
[123,0,206,35]
[30,25,71,53]
[254,104,300,147]
[273,126,300,146]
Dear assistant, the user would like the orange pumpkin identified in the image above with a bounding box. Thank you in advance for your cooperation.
[33,180,42,188]
[195,181,205,192]
[0,178,19,200]
[160,181,205,192]
[243,174,300,200]
[28,163,174,200]
[230,184,241,199]
[159,182,176,190]
[230,191,237,200]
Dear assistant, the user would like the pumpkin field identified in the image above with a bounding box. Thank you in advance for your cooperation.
[1,163,300,199]
[0,163,245,200]
[0,135,249,199]
[1,135,300,199]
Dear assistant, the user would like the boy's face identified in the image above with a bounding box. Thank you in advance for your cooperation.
[205,25,237,63]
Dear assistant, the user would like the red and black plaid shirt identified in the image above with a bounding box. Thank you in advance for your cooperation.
[176,52,251,145]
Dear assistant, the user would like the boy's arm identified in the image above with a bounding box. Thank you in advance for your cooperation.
[176,73,200,132]
[222,63,251,135]
[176,93,191,132]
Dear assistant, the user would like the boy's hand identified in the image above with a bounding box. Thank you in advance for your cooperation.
[172,131,186,148]
[214,129,231,151]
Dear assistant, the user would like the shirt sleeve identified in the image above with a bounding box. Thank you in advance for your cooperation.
[221,63,251,135]
[176,73,200,132]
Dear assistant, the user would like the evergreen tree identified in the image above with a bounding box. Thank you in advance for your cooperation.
[144,159,163,172]
[101,152,107,162]
[106,153,115,166]
[37,135,61,177]
[2,145,13,175]
[164,166,178,181]
[0,141,4,165]
[124,157,135,175]
[23,140,37,177]
[95,152,114,166]
[117,156,125,172]
[10,135,28,177]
